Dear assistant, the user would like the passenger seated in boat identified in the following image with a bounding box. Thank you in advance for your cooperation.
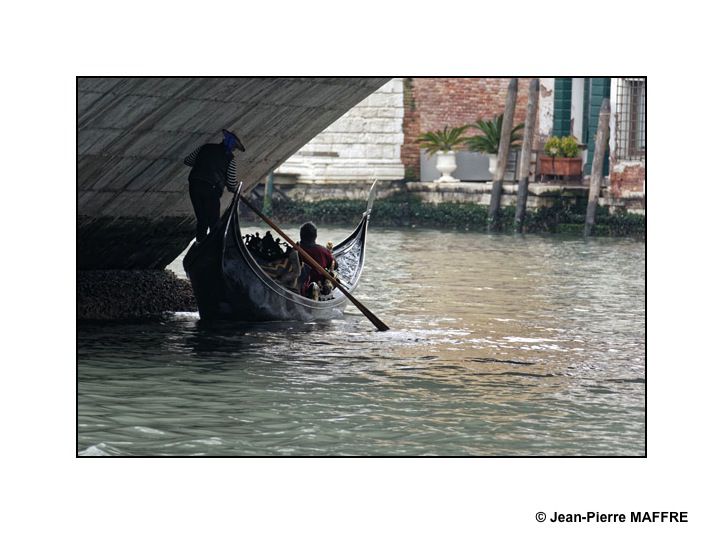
[260,231,284,260]
[320,242,338,295]
[244,231,301,291]
[245,232,261,253]
[297,222,336,299]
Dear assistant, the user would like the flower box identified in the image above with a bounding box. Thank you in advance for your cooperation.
[538,155,583,176]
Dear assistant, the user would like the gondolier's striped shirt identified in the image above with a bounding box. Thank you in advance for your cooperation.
[183,146,238,192]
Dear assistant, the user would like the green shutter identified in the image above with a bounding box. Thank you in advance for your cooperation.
[583,78,611,176]
[553,78,572,136]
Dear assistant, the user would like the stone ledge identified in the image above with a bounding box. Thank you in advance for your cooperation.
[274,179,406,202]
[406,181,589,207]
[406,180,589,195]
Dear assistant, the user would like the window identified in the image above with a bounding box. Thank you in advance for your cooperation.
[616,78,646,160]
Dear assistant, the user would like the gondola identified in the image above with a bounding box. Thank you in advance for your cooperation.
[183,181,378,321]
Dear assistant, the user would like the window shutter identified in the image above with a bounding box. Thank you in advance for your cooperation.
[552,78,573,137]
[583,78,611,176]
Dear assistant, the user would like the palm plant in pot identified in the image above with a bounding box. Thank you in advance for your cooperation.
[465,114,524,175]
[417,125,468,182]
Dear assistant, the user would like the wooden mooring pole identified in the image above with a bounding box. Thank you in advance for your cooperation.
[514,78,539,233]
[584,98,611,237]
[488,78,518,232]
[262,171,274,216]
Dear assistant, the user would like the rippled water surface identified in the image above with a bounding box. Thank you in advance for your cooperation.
[78,227,645,456]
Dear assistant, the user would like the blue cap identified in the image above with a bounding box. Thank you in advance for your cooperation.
[222,129,245,152]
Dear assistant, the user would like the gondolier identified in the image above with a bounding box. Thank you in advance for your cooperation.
[183,129,246,243]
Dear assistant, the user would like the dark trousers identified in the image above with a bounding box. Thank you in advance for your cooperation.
[189,181,221,242]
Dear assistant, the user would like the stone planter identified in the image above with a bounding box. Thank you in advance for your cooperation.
[538,155,583,176]
[435,151,458,182]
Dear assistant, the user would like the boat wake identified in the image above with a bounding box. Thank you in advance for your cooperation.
[78,444,112,456]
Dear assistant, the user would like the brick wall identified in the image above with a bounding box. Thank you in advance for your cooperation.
[401,78,532,179]
[610,161,645,198]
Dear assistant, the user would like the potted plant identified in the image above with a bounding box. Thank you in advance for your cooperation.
[417,125,468,182]
[539,135,582,176]
[465,114,524,175]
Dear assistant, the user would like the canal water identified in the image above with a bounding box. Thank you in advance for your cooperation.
[78,227,645,456]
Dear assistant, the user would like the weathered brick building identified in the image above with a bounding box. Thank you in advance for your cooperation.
[277,77,533,185]
[535,77,646,213]
[276,77,646,213]
[608,78,646,212]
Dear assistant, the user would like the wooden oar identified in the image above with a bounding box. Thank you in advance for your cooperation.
[239,195,389,332]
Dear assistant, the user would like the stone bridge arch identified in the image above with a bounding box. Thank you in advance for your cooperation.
[78,77,390,270]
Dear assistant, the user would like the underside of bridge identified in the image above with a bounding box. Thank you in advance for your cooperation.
[78,77,390,271]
